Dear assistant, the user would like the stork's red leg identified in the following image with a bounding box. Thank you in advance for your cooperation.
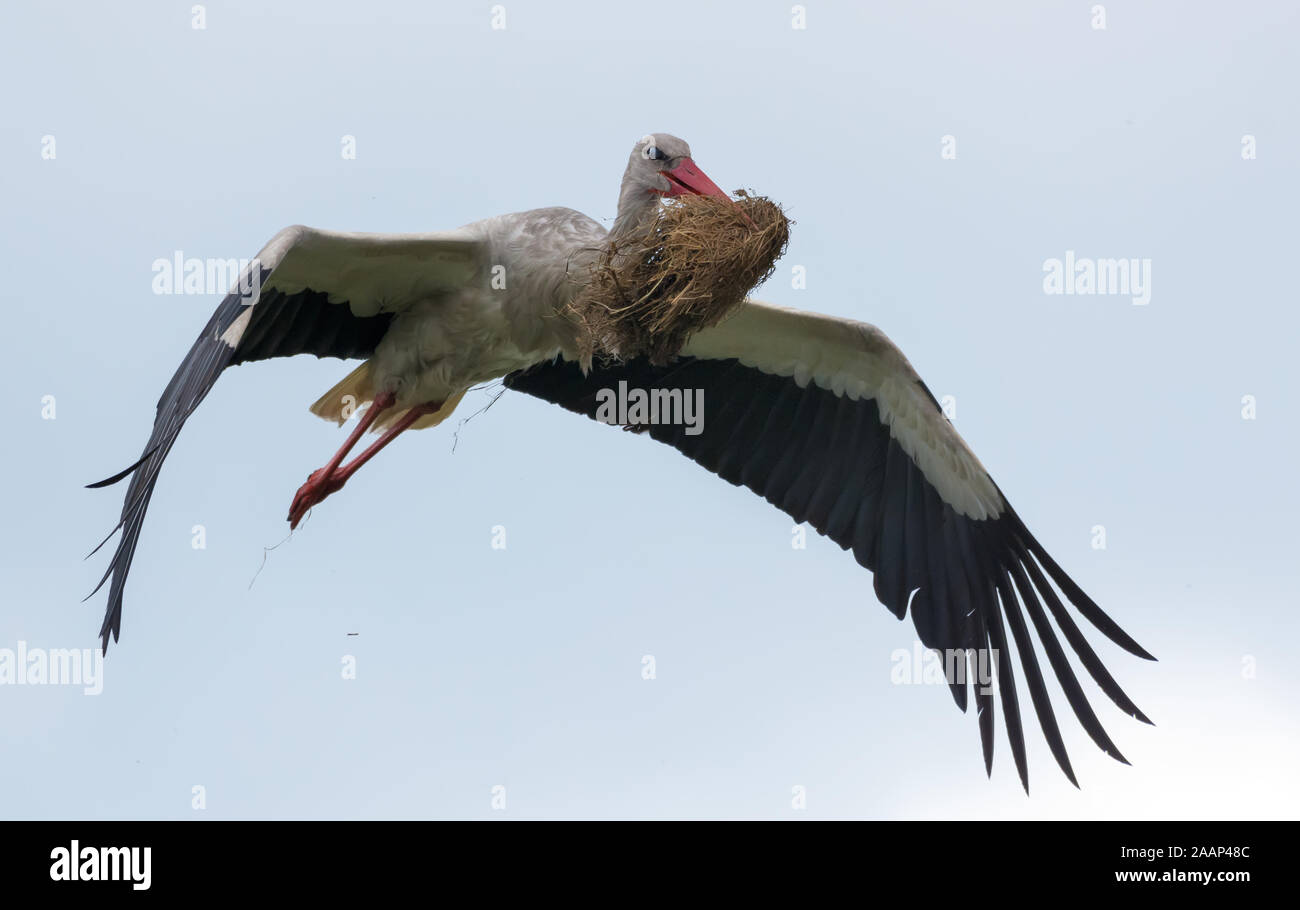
[328,401,442,486]
[287,394,442,529]
[288,391,395,528]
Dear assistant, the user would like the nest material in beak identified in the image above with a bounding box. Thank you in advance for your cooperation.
[568,191,790,369]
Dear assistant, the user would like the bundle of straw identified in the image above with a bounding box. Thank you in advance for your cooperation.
[569,191,790,368]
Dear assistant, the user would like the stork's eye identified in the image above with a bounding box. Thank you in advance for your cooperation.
[641,144,666,161]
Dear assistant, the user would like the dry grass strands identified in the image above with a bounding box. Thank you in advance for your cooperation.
[569,192,790,368]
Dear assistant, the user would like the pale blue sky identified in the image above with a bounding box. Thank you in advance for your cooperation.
[1,1,1297,819]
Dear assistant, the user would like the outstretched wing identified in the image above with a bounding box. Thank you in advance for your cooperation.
[88,226,488,652]
[504,300,1155,790]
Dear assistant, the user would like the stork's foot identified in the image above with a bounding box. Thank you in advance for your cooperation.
[288,468,347,529]
[285,394,444,530]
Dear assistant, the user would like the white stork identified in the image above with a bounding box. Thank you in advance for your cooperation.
[88,132,1153,790]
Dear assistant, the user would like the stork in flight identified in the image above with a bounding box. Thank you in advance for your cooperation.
[88,132,1153,790]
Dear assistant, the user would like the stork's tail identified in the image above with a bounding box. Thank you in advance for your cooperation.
[310,362,377,425]
[310,362,466,432]
[378,390,466,431]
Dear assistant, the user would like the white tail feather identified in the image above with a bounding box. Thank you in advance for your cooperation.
[310,362,466,433]
[310,362,375,426]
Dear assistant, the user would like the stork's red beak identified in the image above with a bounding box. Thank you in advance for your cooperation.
[661,158,730,200]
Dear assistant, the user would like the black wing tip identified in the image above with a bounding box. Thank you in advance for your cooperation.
[1012,754,1034,794]
[86,474,127,490]
[1013,757,1029,793]
[1056,747,1080,788]
[1108,625,1158,662]
[98,616,119,656]
[86,446,159,489]
[1046,741,1081,788]
[948,680,968,714]
[84,523,123,561]
[978,707,995,777]
[1102,630,1156,662]
[1014,520,1156,662]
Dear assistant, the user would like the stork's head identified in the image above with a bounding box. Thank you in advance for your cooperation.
[614,133,730,236]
